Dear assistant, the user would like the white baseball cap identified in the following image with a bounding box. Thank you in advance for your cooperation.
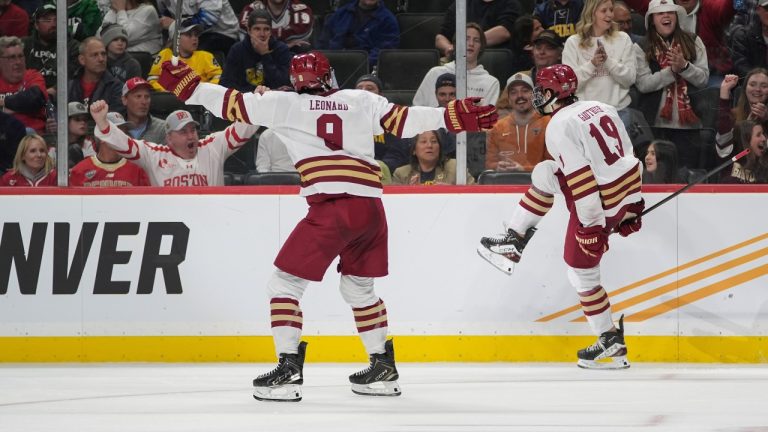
[644,0,685,29]
[506,72,534,90]
[165,110,199,132]
[107,111,134,129]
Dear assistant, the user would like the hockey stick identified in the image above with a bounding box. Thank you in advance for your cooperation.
[170,0,184,66]
[639,148,750,218]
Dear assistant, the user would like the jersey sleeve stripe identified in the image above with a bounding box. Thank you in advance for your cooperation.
[381,105,409,137]
[599,164,642,209]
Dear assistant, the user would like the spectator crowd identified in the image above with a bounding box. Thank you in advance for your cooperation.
[1,0,767,187]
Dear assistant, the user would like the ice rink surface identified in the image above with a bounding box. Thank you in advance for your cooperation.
[1,363,767,432]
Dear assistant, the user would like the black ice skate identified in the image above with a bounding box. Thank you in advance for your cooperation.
[349,339,401,396]
[253,341,307,402]
[577,315,630,370]
[477,227,537,274]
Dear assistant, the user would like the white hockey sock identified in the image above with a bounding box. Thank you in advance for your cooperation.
[578,286,615,335]
[353,298,388,355]
[270,297,303,356]
[504,187,553,234]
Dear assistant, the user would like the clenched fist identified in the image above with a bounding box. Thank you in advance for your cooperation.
[443,97,499,133]
[158,60,201,102]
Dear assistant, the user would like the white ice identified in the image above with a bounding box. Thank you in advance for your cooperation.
[1,363,767,432]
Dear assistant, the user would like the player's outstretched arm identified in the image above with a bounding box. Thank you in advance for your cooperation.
[158,60,273,127]
[443,97,498,133]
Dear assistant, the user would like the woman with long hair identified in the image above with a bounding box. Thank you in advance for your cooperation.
[561,0,636,125]
[633,0,708,169]
[718,119,768,183]
[642,139,680,184]
[393,131,475,185]
[0,134,57,186]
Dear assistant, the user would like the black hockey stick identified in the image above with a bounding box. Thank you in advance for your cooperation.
[640,148,750,218]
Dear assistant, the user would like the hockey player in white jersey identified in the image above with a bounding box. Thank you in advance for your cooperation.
[157,51,498,400]
[478,64,644,370]
[90,101,259,186]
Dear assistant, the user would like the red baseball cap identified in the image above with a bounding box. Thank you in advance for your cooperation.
[122,77,153,96]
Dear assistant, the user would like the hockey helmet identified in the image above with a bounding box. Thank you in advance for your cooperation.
[533,64,578,115]
[290,51,334,92]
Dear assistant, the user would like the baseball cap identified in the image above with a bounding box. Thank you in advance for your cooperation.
[247,9,272,28]
[355,74,383,92]
[33,2,56,20]
[68,101,88,117]
[107,111,134,129]
[122,77,152,96]
[760,0,768,6]
[506,72,534,89]
[644,0,685,29]
[169,19,202,37]
[435,73,456,90]
[165,110,199,132]
[533,30,563,48]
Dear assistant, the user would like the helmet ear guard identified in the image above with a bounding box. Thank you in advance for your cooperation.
[532,86,557,116]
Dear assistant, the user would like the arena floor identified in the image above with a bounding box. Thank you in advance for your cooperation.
[0,363,766,432]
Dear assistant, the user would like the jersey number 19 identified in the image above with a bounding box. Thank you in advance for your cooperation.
[588,115,624,166]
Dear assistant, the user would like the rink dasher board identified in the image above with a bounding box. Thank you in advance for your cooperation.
[0,185,766,362]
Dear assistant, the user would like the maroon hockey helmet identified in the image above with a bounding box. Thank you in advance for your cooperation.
[533,64,578,115]
[289,51,334,92]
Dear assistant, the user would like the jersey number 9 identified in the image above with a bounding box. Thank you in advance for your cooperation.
[317,113,343,151]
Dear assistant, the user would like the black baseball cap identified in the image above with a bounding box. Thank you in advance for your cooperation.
[435,73,456,90]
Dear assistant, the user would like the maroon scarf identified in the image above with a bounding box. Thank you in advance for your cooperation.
[655,48,699,125]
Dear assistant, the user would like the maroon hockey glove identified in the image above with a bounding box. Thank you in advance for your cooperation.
[158,60,201,102]
[575,225,609,259]
[617,199,645,237]
[443,97,499,133]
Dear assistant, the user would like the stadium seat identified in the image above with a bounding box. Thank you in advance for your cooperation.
[245,172,302,185]
[478,49,516,90]
[337,0,404,12]
[150,91,192,119]
[319,50,369,89]
[397,13,443,50]
[224,136,258,175]
[631,11,646,36]
[305,0,334,16]
[131,51,155,79]
[402,0,452,13]
[382,89,415,106]
[477,170,533,185]
[376,49,440,90]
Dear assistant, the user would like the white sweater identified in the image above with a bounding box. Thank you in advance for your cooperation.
[562,31,636,110]
[100,4,163,55]
[412,62,500,108]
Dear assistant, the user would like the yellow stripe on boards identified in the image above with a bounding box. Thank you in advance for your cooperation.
[1,335,767,363]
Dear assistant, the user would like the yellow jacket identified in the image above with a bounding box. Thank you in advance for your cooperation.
[147,48,222,91]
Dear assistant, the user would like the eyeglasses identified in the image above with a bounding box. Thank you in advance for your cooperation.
[0,54,25,61]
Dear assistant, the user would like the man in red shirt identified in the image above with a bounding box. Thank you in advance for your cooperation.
[0,36,48,134]
[0,0,29,38]
[70,111,150,187]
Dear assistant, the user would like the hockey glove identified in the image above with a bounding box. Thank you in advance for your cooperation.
[575,225,609,259]
[158,60,201,102]
[617,199,645,237]
[443,97,499,133]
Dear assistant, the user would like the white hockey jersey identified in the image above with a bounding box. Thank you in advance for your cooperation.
[186,84,449,197]
[545,100,642,227]
[95,122,258,186]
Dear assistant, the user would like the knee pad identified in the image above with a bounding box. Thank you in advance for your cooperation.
[530,160,561,195]
[566,265,601,293]
[339,275,377,308]
[266,270,309,300]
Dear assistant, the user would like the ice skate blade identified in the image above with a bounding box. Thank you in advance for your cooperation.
[253,384,302,402]
[476,245,515,275]
[351,380,401,397]
[577,356,630,370]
